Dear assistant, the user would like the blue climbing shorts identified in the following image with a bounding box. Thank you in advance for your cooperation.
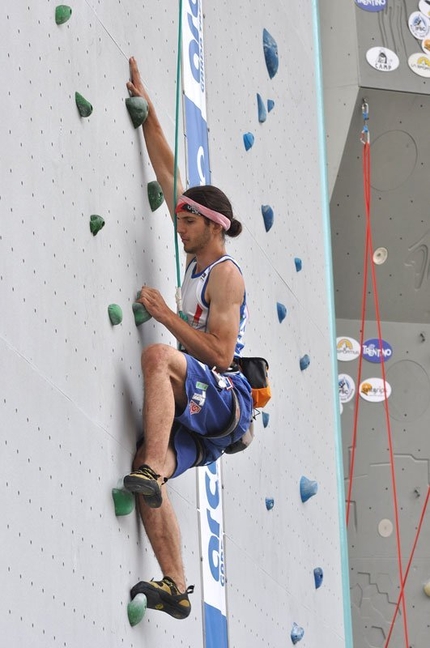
[169,353,253,477]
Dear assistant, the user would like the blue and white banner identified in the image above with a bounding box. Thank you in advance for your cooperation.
[182,0,211,187]
[181,2,229,646]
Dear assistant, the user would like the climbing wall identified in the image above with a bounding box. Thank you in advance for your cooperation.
[0,1,350,647]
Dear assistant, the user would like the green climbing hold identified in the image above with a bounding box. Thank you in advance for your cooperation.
[147,181,164,212]
[75,92,93,117]
[112,487,135,516]
[55,5,72,24]
[108,304,123,325]
[127,593,147,626]
[125,96,149,129]
[132,302,152,326]
[89,214,105,236]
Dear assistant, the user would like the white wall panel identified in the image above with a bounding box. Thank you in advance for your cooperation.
[1,1,348,646]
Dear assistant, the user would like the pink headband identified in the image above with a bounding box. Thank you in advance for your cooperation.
[175,195,231,231]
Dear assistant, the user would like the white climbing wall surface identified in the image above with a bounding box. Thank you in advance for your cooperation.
[0,1,350,647]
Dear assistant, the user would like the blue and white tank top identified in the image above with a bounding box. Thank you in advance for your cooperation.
[181,254,248,357]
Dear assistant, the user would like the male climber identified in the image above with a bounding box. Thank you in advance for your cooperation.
[123,57,253,619]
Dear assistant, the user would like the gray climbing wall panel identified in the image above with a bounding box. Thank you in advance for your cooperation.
[337,318,430,647]
[1,1,348,646]
[320,0,430,646]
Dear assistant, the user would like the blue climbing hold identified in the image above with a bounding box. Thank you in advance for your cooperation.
[300,354,310,371]
[294,257,302,272]
[277,302,287,323]
[263,28,279,79]
[257,93,267,123]
[265,497,275,510]
[267,99,275,112]
[243,132,255,151]
[314,567,324,589]
[300,476,318,503]
[291,622,305,644]
[262,412,270,428]
[261,205,274,232]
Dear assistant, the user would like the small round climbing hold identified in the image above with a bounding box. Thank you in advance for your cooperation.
[261,205,274,232]
[112,487,135,516]
[75,92,93,117]
[300,476,318,503]
[257,93,267,123]
[265,497,275,510]
[267,99,275,112]
[55,5,72,24]
[294,257,302,272]
[89,214,105,236]
[314,567,324,589]
[147,180,164,212]
[263,28,279,79]
[424,580,430,597]
[127,593,147,626]
[108,304,123,326]
[243,132,255,151]
[291,622,305,644]
[262,412,270,428]
[125,96,149,129]
[300,354,310,371]
[132,302,152,326]
[277,302,287,323]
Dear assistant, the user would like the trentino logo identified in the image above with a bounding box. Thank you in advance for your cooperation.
[355,0,386,12]
[362,338,393,363]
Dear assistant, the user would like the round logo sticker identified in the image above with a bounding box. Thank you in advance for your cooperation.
[336,337,361,362]
[366,47,400,72]
[355,0,386,12]
[409,12,430,40]
[339,374,356,404]
[408,52,430,76]
[422,37,430,55]
[362,338,393,363]
[359,378,392,402]
[419,0,430,18]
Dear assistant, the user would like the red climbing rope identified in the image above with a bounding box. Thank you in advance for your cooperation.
[384,485,430,648]
[346,102,410,647]
[345,169,370,528]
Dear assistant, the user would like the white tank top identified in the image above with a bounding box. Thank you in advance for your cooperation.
[181,255,248,357]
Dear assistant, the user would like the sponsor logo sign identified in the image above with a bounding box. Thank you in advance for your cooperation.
[339,374,356,403]
[408,11,430,39]
[408,52,430,76]
[359,378,392,402]
[362,338,393,363]
[198,462,228,647]
[355,0,386,12]
[422,37,430,55]
[366,47,399,72]
[336,336,360,362]
[182,0,210,187]
[419,0,430,18]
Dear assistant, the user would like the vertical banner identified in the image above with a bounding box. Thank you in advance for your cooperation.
[181,0,211,187]
[181,2,229,647]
